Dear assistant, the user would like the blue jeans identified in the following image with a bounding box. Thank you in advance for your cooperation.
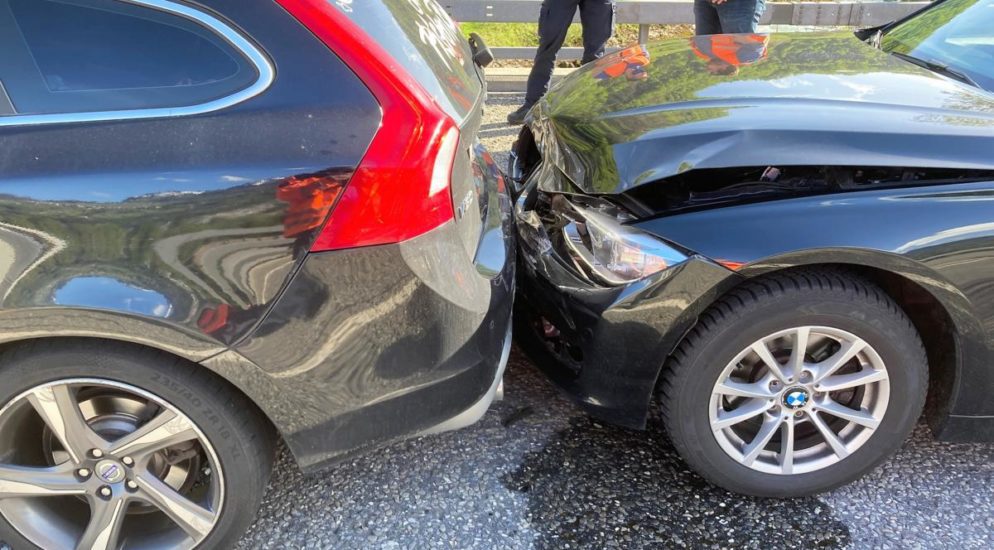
[694,0,766,34]
[525,0,616,106]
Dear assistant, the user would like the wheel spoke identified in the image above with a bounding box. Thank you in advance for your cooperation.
[742,415,781,466]
[816,368,888,392]
[77,497,127,550]
[0,378,223,549]
[751,341,789,382]
[0,463,84,498]
[136,473,215,539]
[787,327,810,377]
[711,327,890,475]
[715,379,776,399]
[712,398,771,431]
[817,398,881,429]
[811,411,850,459]
[779,416,795,475]
[108,410,197,461]
[26,384,101,462]
[812,338,867,383]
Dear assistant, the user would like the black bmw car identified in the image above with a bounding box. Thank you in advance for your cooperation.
[0,0,511,548]
[512,0,994,496]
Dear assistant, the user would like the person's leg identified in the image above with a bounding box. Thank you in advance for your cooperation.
[524,0,579,106]
[694,0,723,35]
[716,0,766,33]
[578,0,615,64]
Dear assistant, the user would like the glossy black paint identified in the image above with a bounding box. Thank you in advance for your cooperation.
[527,32,994,196]
[515,246,740,429]
[224,133,516,468]
[515,28,994,440]
[637,181,994,433]
[0,0,378,356]
[0,0,516,468]
[228,210,515,469]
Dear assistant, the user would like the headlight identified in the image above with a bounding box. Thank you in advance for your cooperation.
[561,204,687,285]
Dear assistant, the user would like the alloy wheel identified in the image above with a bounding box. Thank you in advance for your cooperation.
[0,378,223,549]
[709,326,890,475]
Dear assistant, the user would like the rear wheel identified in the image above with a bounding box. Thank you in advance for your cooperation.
[661,270,928,496]
[0,340,275,549]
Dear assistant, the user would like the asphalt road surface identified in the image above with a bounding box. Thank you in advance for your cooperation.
[236,96,994,549]
[239,348,994,549]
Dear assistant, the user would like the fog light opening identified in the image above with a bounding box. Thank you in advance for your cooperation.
[565,342,584,363]
[533,316,583,373]
[542,317,561,338]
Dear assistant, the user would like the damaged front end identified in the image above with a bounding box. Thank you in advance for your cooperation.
[512,137,742,428]
[510,27,994,434]
[517,191,689,286]
[511,109,994,219]
[510,109,994,429]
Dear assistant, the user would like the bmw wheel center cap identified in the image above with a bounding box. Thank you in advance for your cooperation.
[783,387,810,410]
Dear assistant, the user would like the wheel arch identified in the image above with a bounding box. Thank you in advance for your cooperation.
[656,262,932,495]
[0,334,280,445]
[677,248,984,440]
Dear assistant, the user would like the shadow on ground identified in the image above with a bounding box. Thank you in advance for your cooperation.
[501,412,851,549]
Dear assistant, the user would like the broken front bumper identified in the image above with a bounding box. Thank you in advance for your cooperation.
[513,163,742,429]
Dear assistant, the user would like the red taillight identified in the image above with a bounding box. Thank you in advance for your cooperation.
[276,0,458,251]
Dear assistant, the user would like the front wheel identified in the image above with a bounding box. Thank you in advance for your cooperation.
[0,340,275,549]
[661,270,928,497]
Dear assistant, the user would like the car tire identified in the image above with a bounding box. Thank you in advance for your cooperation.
[660,269,928,497]
[0,339,275,550]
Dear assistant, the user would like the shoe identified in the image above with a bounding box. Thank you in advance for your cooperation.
[507,104,533,125]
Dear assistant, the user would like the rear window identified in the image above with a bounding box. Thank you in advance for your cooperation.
[333,0,482,121]
[0,0,259,116]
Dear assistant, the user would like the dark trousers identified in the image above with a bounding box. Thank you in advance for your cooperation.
[525,0,616,106]
[694,0,766,35]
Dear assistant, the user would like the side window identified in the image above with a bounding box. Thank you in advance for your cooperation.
[0,0,262,118]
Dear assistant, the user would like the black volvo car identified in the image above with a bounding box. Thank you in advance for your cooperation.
[513,0,994,497]
[0,0,511,548]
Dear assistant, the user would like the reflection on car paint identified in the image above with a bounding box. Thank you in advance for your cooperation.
[54,276,172,318]
[226,165,517,464]
[690,34,769,76]
[0,170,343,350]
[533,32,994,195]
[594,45,652,81]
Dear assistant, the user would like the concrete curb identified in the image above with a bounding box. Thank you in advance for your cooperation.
[485,67,575,93]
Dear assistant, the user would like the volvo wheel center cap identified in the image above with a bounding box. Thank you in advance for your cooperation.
[95,459,126,484]
[783,387,810,410]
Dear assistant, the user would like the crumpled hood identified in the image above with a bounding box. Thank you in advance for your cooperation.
[532,32,994,195]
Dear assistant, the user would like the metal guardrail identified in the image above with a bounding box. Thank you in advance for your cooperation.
[442,0,929,59]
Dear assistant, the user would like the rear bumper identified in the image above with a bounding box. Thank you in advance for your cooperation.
[229,145,516,470]
[421,325,512,435]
